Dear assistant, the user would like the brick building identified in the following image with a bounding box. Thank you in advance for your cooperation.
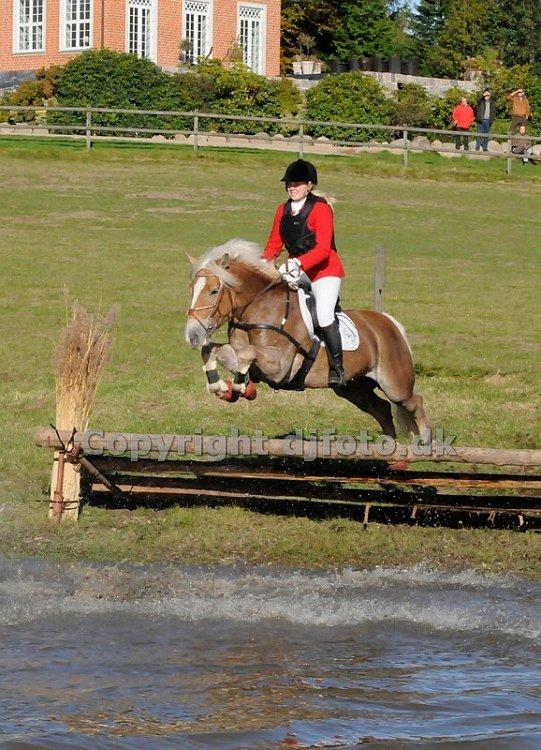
[0,0,281,86]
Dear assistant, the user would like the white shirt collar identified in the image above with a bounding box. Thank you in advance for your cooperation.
[290,197,307,215]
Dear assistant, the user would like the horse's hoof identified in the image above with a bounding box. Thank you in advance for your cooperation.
[217,380,239,402]
[242,380,257,400]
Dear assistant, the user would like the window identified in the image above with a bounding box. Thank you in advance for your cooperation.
[183,1,212,63]
[62,0,91,50]
[238,4,265,74]
[16,0,45,52]
[128,0,155,59]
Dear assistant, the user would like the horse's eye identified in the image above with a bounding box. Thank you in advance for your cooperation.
[209,289,219,296]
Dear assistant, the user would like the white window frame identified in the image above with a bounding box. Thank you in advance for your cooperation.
[237,2,266,75]
[13,0,46,54]
[182,1,213,63]
[59,0,93,52]
[125,0,158,62]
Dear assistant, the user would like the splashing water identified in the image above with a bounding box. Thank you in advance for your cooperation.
[0,557,539,749]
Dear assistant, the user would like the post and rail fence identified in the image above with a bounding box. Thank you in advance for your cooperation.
[1,104,540,174]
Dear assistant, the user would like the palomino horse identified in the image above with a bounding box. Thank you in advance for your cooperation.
[185,239,429,440]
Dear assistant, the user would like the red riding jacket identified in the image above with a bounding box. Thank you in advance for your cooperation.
[263,198,345,282]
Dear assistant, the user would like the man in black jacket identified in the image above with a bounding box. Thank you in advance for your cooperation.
[475,89,496,152]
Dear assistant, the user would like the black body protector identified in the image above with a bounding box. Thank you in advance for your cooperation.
[279,193,338,258]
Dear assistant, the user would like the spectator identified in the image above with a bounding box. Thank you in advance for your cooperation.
[507,88,530,133]
[451,97,475,150]
[511,123,537,165]
[475,89,496,152]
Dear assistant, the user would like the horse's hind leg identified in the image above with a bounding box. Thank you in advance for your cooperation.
[335,377,397,439]
[395,392,431,442]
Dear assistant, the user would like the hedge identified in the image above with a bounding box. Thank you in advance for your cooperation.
[44,50,299,137]
[305,72,394,141]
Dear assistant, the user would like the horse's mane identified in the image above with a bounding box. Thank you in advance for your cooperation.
[192,238,280,287]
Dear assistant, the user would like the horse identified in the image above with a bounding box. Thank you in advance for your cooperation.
[185,239,429,441]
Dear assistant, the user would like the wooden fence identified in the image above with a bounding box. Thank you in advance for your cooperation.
[1,104,540,174]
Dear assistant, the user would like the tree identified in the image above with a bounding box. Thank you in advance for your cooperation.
[422,0,496,78]
[281,0,342,69]
[332,0,396,59]
[412,0,451,53]
[487,0,541,69]
[388,1,417,58]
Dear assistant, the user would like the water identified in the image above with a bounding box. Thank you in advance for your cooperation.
[0,558,539,749]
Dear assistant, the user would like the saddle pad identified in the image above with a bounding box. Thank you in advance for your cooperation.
[298,289,360,351]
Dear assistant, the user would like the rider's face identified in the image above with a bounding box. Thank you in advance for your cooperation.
[286,181,311,201]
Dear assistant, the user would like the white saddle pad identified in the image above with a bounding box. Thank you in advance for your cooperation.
[298,289,360,351]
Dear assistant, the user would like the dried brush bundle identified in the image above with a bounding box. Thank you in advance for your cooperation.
[54,302,119,432]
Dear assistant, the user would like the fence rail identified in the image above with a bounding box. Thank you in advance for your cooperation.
[1,104,540,174]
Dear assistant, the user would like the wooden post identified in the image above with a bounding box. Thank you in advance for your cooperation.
[85,106,92,150]
[193,115,199,150]
[49,451,82,522]
[298,123,304,157]
[403,127,409,168]
[506,138,512,175]
[374,245,386,312]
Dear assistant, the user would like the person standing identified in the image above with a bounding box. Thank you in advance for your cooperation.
[451,97,475,150]
[263,159,346,386]
[475,89,496,152]
[507,88,530,133]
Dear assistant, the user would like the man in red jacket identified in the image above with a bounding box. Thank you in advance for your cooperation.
[452,97,475,151]
[263,159,346,386]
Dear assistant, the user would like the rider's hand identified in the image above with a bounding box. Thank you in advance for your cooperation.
[278,258,302,286]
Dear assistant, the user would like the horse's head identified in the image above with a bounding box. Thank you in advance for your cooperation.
[185,253,234,348]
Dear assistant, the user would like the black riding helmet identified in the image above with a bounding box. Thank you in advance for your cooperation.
[281,159,318,185]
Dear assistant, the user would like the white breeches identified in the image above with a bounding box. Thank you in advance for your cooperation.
[310,276,342,327]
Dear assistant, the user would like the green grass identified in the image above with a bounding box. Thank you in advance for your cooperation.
[1,138,540,575]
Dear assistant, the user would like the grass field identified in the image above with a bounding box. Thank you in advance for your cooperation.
[1,138,540,575]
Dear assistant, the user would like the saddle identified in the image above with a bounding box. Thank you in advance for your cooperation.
[297,280,360,351]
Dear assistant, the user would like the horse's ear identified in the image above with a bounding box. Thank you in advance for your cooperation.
[218,253,231,268]
[186,253,197,266]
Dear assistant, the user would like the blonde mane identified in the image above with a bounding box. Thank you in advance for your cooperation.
[192,238,280,287]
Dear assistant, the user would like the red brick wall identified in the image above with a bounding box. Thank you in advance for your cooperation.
[0,0,280,77]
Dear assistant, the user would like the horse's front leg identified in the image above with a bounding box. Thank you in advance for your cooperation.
[201,343,238,396]
[229,344,257,400]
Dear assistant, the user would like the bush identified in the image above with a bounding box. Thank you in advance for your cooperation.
[305,73,393,141]
[392,83,433,127]
[193,60,285,135]
[48,51,288,137]
[49,49,184,135]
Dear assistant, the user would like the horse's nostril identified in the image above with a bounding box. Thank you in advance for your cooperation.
[190,333,199,347]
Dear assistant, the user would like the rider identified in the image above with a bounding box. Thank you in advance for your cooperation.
[262,158,346,386]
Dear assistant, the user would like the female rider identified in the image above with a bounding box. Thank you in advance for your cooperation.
[262,158,346,386]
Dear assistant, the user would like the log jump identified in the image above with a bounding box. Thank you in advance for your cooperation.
[35,427,541,530]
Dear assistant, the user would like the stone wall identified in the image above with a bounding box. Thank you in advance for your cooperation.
[291,71,478,97]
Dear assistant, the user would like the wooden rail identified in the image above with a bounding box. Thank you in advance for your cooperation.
[35,427,541,468]
[2,104,539,174]
[35,427,540,529]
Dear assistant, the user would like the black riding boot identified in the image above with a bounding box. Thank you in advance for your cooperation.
[320,320,345,387]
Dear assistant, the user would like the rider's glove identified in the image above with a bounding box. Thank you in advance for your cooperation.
[278,257,302,287]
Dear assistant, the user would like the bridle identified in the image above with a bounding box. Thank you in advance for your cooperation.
[187,269,234,335]
[188,265,316,363]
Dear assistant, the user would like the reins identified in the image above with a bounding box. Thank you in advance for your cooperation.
[188,266,316,362]
[230,284,316,361]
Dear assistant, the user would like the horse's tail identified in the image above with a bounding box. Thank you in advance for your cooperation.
[382,313,420,437]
